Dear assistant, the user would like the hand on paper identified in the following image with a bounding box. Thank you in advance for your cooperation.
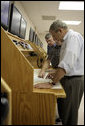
[46,67,66,84]
[38,70,45,78]
[46,72,58,84]
[46,72,56,80]
[34,82,53,89]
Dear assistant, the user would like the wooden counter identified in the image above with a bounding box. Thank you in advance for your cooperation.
[1,27,66,125]
[33,87,66,98]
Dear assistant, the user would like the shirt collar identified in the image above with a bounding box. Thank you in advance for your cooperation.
[48,43,56,48]
[63,29,73,41]
[53,43,57,47]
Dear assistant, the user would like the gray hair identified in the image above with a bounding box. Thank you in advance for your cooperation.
[49,20,68,32]
[45,33,52,40]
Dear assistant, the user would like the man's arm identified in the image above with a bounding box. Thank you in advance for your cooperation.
[34,67,66,89]
[38,59,50,78]
[47,67,66,83]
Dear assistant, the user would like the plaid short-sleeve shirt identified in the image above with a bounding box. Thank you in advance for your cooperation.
[47,44,61,68]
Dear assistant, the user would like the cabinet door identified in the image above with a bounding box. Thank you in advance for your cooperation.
[13,92,56,125]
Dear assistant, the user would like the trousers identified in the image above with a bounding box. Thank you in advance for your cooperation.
[57,76,84,125]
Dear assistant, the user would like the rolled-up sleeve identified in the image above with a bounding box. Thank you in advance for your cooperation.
[58,35,80,74]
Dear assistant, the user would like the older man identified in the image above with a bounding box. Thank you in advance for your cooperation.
[34,20,84,125]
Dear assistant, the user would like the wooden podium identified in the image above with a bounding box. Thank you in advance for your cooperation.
[1,27,66,125]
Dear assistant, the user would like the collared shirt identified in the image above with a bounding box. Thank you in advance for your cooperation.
[58,29,84,76]
[47,44,61,68]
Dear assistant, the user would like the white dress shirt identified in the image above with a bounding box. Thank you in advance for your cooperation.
[58,29,84,76]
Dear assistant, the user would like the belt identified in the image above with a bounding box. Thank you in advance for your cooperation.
[63,75,84,79]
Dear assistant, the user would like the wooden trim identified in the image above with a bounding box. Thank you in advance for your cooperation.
[1,77,12,125]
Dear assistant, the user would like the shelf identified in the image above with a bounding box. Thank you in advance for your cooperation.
[14,44,34,52]
[20,49,34,52]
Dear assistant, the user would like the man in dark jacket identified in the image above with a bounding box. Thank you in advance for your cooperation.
[38,33,61,78]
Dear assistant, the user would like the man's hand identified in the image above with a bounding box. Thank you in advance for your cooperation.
[38,70,45,78]
[34,82,53,89]
[46,72,56,80]
[46,68,66,83]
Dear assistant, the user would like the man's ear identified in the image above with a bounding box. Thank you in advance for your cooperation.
[58,28,62,33]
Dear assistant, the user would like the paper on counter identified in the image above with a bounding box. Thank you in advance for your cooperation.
[34,69,62,89]
[51,82,62,89]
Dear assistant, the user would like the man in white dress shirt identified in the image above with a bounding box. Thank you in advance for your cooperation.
[48,20,84,125]
[34,20,84,125]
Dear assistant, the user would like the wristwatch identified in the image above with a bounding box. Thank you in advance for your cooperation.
[52,82,56,85]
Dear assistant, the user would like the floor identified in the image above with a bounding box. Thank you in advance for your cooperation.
[56,94,84,125]
[78,94,84,125]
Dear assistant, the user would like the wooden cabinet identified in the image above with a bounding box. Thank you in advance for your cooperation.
[1,27,66,125]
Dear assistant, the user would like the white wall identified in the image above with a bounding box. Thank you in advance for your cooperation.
[39,33,48,52]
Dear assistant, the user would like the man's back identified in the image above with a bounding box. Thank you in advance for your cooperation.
[58,29,84,76]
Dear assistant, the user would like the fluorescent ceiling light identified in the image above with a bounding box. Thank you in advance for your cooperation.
[59,2,84,10]
[62,21,81,25]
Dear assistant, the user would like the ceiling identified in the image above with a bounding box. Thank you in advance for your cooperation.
[20,1,84,36]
